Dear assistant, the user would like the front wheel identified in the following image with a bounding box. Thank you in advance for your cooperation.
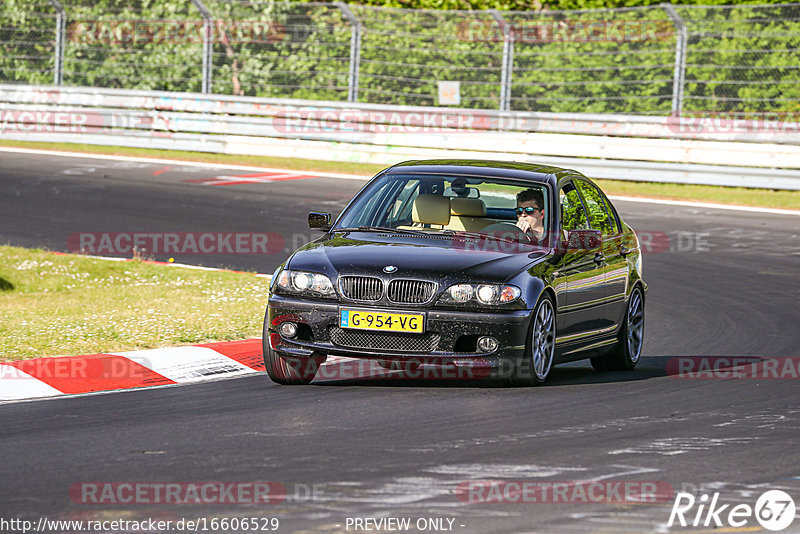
[262,314,323,385]
[591,286,644,371]
[508,294,556,386]
[263,344,322,385]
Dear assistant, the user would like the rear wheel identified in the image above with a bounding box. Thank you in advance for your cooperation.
[262,315,323,385]
[508,294,556,386]
[591,286,644,371]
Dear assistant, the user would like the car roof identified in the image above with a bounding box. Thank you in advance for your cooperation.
[384,160,581,188]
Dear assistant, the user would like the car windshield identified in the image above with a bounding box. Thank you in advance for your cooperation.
[334,173,550,245]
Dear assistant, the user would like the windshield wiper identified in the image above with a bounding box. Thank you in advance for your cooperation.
[333,226,429,236]
[334,226,536,245]
[437,229,528,245]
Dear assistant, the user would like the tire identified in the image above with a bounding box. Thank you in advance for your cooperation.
[262,314,322,385]
[591,285,645,371]
[508,293,556,386]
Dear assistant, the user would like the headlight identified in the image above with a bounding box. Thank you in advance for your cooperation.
[476,285,498,304]
[275,270,336,298]
[292,272,312,291]
[441,283,520,305]
[448,284,473,303]
[312,273,334,293]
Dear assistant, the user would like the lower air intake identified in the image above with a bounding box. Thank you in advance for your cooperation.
[329,327,440,353]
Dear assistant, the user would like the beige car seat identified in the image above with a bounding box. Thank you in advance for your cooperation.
[447,197,488,232]
[399,194,451,230]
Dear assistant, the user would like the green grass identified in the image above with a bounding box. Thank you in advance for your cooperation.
[595,179,800,211]
[0,246,270,361]
[1,139,799,210]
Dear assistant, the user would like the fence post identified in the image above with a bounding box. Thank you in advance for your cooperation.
[336,2,361,103]
[191,0,213,93]
[47,0,65,86]
[489,10,513,112]
[662,3,687,115]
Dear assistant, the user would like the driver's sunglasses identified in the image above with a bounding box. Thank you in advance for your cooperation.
[515,206,541,215]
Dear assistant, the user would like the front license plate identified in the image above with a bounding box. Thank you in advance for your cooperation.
[340,309,425,333]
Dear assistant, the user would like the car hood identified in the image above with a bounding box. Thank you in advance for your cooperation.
[287,231,548,284]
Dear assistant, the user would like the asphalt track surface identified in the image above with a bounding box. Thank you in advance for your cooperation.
[1,150,800,533]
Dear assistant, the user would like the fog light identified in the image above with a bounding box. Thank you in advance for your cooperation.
[477,336,498,353]
[279,322,298,338]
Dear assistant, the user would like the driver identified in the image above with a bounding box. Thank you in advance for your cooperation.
[515,188,545,241]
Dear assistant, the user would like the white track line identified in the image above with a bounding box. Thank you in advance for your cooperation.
[0,146,368,180]
[609,195,800,216]
[1,146,797,215]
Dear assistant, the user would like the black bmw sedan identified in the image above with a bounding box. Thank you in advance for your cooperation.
[264,160,646,386]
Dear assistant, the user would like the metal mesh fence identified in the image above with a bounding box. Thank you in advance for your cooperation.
[201,1,352,99]
[2,1,800,115]
[678,3,800,115]
[0,0,60,85]
[62,0,203,91]
[352,6,502,108]
[503,6,676,114]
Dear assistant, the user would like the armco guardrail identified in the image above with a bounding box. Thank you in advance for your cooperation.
[2,84,800,190]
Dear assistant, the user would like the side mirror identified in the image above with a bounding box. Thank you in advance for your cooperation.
[308,212,331,231]
[567,229,602,251]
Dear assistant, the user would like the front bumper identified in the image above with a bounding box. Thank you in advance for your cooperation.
[267,294,531,368]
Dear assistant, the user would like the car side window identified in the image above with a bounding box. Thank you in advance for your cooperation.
[386,180,420,226]
[560,182,589,231]
[575,180,615,236]
[596,188,620,234]
[341,178,403,227]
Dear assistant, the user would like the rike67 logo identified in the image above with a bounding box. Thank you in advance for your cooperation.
[668,490,796,531]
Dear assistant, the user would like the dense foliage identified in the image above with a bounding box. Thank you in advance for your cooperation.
[353,0,792,13]
[1,0,799,114]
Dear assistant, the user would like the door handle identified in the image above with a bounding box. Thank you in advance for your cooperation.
[593,253,605,264]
